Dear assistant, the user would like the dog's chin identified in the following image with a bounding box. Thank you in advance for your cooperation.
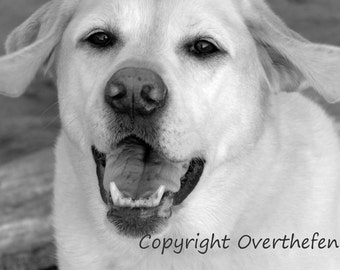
[91,135,205,238]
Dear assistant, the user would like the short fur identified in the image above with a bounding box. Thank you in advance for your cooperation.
[1,0,340,269]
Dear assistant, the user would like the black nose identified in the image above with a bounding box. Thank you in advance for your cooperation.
[105,67,168,117]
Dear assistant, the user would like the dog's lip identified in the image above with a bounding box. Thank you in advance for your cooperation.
[91,142,205,207]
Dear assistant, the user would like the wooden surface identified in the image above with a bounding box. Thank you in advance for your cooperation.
[0,148,56,270]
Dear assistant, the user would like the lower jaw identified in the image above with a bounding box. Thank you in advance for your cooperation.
[106,190,175,237]
[107,207,168,237]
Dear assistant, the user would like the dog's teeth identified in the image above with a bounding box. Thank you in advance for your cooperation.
[110,182,125,206]
[126,197,132,207]
[110,183,166,208]
[112,196,119,205]
[151,185,165,206]
[120,197,128,207]
[135,200,141,208]
[117,195,124,206]
[145,198,153,208]
[152,199,159,207]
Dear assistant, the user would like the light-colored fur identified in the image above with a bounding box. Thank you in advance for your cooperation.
[1,0,340,269]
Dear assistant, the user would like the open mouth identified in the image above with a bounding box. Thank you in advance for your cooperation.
[92,136,205,237]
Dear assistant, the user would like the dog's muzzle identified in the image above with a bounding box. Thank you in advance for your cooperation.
[91,67,205,237]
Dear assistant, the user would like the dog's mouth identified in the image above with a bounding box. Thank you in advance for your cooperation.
[91,136,205,237]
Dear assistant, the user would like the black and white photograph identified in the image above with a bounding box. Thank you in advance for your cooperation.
[0,0,340,269]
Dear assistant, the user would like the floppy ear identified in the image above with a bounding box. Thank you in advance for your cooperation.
[242,0,340,103]
[0,0,77,98]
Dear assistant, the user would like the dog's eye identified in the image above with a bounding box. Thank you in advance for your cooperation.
[189,40,219,57]
[86,32,114,48]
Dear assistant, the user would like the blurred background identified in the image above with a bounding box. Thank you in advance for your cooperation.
[0,0,340,269]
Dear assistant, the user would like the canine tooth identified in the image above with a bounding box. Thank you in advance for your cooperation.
[152,199,158,207]
[112,196,119,206]
[152,185,165,206]
[110,182,124,198]
[117,196,124,206]
[110,182,125,206]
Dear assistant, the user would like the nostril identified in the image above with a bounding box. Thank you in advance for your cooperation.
[141,84,166,104]
[107,84,126,100]
[105,67,168,115]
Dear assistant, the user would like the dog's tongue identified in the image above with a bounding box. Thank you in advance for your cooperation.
[103,138,186,199]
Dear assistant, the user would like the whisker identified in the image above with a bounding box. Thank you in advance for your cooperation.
[43,115,60,130]
[40,101,59,117]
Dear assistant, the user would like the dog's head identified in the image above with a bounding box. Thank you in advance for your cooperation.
[1,0,340,238]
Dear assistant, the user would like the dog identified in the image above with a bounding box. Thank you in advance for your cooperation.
[1,0,340,269]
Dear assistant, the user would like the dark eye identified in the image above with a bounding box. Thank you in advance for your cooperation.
[189,40,219,57]
[86,32,114,48]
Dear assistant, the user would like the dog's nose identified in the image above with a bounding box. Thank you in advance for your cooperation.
[105,68,168,116]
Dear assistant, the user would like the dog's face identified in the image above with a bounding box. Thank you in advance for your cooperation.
[56,0,266,236]
[1,0,340,239]
[58,0,265,158]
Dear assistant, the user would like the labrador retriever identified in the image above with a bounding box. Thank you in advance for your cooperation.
[1,0,340,269]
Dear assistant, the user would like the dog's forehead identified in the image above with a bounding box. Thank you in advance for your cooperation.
[71,0,244,35]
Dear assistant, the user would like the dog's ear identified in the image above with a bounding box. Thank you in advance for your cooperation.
[242,0,340,103]
[0,1,77,98]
